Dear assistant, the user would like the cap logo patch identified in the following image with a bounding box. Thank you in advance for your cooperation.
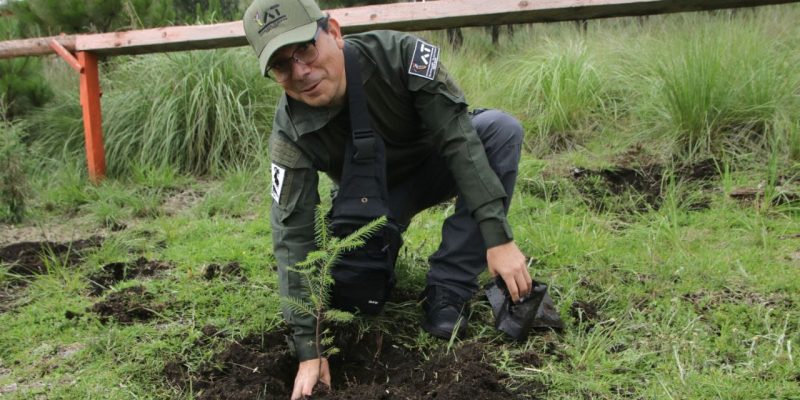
[408,39,439,80]
[256,5,287,34]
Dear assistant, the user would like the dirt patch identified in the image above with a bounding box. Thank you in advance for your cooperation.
[161,189,204,216]
[165,329,295,400]
[787,251,800,265]
[0,237,101,276]
[729,186,800,207]
[0,218,107,247]
[202,262,243,281]
[89,285,164,324]
[571,159,716,213]
[682,288,794,313]
[0,286,23,313]
[87,257,172,296]
[1,238,102,313]
[570,300,600,331]
[166,329,544,400]
[515,350,544,368]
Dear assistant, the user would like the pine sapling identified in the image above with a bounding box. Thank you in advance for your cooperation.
[282,206,386,381]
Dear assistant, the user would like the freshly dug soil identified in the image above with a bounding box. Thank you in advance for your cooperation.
[87,257,172,296]
[318,341,530,400]
[571,159,716,212]
[89,285,164,324]
[1,238,102,313]
[165,328,545,400]
[165,329,295,400]
[0,237,102,276]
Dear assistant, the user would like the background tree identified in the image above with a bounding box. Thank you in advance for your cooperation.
[0,6,51,119]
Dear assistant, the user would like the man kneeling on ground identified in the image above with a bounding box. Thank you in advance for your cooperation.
[243,0,531,398]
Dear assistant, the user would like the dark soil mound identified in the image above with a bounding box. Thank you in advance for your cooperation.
[571,159,716,213]
[89,285,164,324]
[165,329,295,400]
[0,237,101,276]
[166,328,544,400]
[319,341,528,400]
[1,238,101,313]
[87,257,172,295]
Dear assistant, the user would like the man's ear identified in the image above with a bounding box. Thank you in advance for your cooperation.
[327,18,345,49]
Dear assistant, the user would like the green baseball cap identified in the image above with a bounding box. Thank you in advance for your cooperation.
[243,0,325,77]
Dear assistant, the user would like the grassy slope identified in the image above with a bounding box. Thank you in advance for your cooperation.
[2,5,800,399]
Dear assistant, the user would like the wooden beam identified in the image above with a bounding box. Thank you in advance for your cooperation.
[330,0,799,32]
[0,35,75,58]
[74,21,246,56]
[1,0,798,59]
[76,0,800,55]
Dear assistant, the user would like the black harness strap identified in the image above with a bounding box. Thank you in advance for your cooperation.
[329,44,403,315]
[331,43,390,220]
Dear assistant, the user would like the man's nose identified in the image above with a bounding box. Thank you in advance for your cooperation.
[290,59,312,78]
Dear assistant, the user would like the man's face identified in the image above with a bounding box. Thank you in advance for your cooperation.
[271,19,346,108]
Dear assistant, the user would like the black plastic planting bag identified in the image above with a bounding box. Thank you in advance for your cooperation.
[485,277,564,340]
[330,217,403,315]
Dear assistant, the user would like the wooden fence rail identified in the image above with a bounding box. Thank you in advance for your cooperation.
[2,0,798,58]
[0,0,797,180]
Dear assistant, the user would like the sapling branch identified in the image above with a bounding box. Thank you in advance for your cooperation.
[284,205,386,388]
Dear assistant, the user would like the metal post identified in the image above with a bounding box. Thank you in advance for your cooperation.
[77,51,106,182]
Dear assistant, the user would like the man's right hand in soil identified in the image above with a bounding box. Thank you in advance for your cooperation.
[291,358,331,400]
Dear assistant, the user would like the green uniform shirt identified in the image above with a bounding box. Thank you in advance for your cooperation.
[270,30,513,361]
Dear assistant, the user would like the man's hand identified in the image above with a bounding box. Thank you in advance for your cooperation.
[291,358,331,400]
[487,241,532,303]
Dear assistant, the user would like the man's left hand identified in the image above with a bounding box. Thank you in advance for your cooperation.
[486,241,531,303]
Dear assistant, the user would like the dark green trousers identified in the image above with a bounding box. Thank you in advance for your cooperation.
[387,109,524,300]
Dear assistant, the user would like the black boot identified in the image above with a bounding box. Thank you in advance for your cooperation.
[420,285,469,339]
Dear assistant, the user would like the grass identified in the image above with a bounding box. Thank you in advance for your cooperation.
[1,3,800,400]
[26,48,282,177]
[5,162,797,398]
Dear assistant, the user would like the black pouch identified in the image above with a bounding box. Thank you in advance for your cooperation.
[330,217,403,315]
[328,44,403,315]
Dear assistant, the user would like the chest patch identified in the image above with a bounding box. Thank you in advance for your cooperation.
[271,163,286,203]
[408,39,439,80]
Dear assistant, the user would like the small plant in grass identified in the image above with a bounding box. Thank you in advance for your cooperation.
[282,206,386,374]
[0,115,29,223]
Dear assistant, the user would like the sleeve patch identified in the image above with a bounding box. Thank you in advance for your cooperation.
[271,163,286,203]
[408,39,439,80]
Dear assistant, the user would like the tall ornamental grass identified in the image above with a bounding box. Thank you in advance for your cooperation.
[28,48,281,176]
[442,6,800,166]
[506,39,607,153]
[628,12,798,159]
